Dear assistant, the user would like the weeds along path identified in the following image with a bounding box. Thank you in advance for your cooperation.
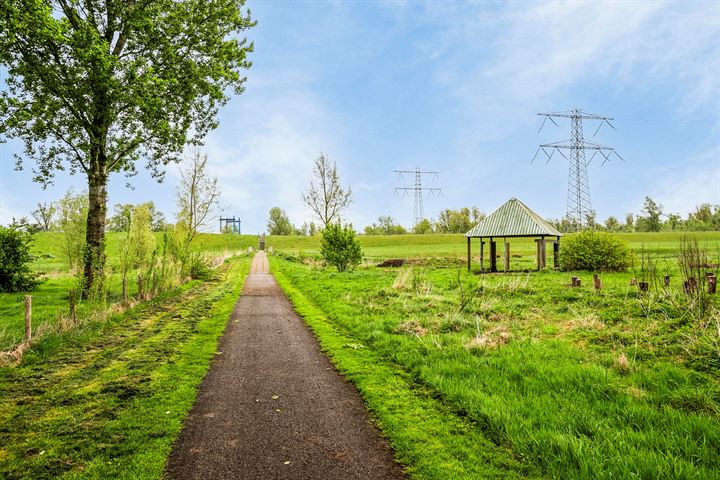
[0,257,251,479]
[166,251,404,480]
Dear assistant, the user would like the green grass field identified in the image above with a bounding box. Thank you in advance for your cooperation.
[0,232,258,350]
[1,231,719,479]
[268,231,720,479]
[0,256,251,479]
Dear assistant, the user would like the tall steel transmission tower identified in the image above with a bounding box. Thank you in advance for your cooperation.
[394,168,442,226]
[533,109,624,228]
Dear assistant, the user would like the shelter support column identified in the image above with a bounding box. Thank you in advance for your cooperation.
[504,242,510,272]
[467,237,471,271]
[535,238,547,270]
[489,239,497,272]
[554,237,560,269]
[479,240,484,273]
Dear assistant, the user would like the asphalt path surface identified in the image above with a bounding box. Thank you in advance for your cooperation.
[166,252,404,479]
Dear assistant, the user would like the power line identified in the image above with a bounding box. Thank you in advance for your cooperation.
[393,168,442,227]
[533,109,624,229]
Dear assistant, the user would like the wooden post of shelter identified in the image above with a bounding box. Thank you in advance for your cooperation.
[466,237,471,272]
[24,295,32,342]
[479,240,484,273]
[536,238,547,270]
[489,239,497,272]
[553,238,560,270]
[503,241,510,272]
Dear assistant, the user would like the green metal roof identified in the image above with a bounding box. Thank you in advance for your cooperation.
[465,198,562,238]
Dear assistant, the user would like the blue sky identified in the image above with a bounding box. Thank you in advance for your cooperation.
[1,0,719,232]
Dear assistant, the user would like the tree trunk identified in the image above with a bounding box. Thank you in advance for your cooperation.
[84,170,108,291]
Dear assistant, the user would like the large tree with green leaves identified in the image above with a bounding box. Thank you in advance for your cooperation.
[0,0,254,289]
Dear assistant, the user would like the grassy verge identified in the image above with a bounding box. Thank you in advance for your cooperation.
[0,232,257,350]
[0,255,251,479]
[271,256,720,479]
[272,264,537,479]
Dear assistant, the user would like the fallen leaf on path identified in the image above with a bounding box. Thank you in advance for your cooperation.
[272,395,279,400]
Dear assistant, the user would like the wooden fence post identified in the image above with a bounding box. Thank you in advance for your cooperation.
[24,295,32,342]
[593,274,601,290]
[709,275,717,294]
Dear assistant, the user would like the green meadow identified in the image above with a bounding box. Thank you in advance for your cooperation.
[0,232,258,350]
[269,231,720,479]
[1,231,719,479]
[0,256,252,479]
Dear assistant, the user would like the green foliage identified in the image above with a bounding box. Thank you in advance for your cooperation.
[320,223,363,272]
[56,189,88,271]
[0,225,39,292]
[120,204,157,279]
[186,252,214,280]
[30,202,56,231]
[636,196,664,232]
[434,207,484,233]
[108,201,166,233]
[560,230,634,272]
[267,207,294,235]
[364,216,407,235]
[0,0,254,289]
[412,218,434,234]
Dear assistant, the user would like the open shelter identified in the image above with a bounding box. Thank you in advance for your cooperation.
[465,198,562,272]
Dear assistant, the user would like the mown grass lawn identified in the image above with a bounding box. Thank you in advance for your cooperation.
[0,256,250,479]
[0,232,258,350]
[270,249,720,479]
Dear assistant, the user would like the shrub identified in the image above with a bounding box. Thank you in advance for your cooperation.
[0,225,39,292]
[57,189,88,271]
[320,223,363,272]
[559,230,633,272]
[186,252,214,280]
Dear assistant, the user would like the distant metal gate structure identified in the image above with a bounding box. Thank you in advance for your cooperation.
[258,234,265,251]
[220,217,242,234]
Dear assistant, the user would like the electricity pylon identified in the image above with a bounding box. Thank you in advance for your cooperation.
[533,109,624,229]
[394,168,442,227]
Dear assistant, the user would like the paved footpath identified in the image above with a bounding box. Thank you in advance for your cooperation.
[166,252,404,479]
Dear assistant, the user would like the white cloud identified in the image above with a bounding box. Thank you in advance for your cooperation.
[649,148,720,215]
[170,86,347,233]
[426,0,718,135]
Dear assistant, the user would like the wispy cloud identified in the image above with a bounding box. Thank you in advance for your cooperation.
[174,85,347,232]
[649,148,720,215]
[423,1,718,132]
